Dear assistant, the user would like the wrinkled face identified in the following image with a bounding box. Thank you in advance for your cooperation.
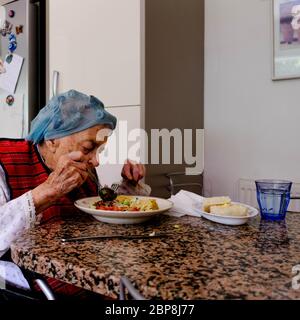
[49,125,112,170]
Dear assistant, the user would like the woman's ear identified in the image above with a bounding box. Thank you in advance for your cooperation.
[45,139,59,154]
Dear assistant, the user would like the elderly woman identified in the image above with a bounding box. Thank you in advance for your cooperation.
[0,90,149,299]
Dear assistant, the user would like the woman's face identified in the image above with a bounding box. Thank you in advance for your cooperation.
[48,125,111,170]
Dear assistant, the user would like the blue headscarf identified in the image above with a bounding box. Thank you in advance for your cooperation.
[26,90,117,144]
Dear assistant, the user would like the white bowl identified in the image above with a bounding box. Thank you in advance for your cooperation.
[193,202,259,226]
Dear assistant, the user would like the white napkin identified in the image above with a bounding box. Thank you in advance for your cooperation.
[0,261,31,291]
[165,190,204,218]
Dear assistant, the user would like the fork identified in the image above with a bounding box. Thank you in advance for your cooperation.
[111,183,120,193]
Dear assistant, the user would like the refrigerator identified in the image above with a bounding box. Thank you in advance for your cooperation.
[0,0,45,139]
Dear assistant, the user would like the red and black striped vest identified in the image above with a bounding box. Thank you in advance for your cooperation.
[0,139,97,224]
[0,139,100,296]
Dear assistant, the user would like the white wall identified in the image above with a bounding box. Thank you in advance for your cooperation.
[205,0,300,201]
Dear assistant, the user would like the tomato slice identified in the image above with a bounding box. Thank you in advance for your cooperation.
[94,201,142,212]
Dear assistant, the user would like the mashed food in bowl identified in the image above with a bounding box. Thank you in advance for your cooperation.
[202,197,249,217]
[93,195,159,212]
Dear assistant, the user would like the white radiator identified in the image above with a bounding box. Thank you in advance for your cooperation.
[237,179,300,212]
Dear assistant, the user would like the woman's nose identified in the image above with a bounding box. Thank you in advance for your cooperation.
[88,152,99,167]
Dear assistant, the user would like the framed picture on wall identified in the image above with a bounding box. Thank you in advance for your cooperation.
[273,0,300,80]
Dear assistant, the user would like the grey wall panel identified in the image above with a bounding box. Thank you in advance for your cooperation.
[145,0,204,198]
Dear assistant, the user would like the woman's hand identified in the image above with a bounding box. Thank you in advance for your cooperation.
[121,159,146,185]
[32,151,88,213]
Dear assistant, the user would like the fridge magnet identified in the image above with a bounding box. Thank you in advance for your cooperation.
[8,10,15,18]
[8,42,17,53]
[273,0,300,79]
[7,33,17,62]
[6,95,14,106]
[9,33,16,42]
[16,25,23,35]
[1,20,13,36]
[5,54,13,64]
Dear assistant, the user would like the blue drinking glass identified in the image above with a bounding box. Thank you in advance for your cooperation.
[255,180,292,221]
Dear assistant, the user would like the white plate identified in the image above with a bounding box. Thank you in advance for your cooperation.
[75,196,174,224]
[193,202,259,226]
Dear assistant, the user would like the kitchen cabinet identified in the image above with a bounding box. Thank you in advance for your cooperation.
[48,0,144,184]
[48,0,142,107]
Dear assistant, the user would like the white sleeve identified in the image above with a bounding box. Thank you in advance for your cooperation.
[0,166,36,256]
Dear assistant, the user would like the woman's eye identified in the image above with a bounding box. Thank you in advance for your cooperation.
[82,147,93,154]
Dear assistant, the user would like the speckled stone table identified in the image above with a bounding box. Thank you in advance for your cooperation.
[10,212,300,300]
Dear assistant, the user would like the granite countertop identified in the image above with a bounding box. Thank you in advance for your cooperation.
[10,212,300,300]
